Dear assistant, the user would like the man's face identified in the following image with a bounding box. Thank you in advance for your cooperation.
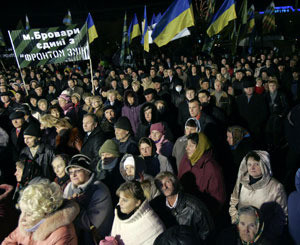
[82,116,97,133]
[115,128,129,141]
[101,152,114,161]
[188,101,200,117]
[198,93,210,104]
[24,135,38,148]
[150,70,156,77]
[268,83,277,93]
[214,82,222,92]
[238,214,259,243]
[35,87,43,96]
[201,82,209,90]
[105,109,115,122]
[244,87,254,96]
[139,143,152,157]
[145,93,153,102]
[69,167,90,187]
[235,72,243,80]
[160,176,175,197]
[167,69,173,77]
[12,118,24,129]
[185,126,197,136]
[226,131,233,146]
[68,80,75,88]
[15,166,23,182]
[52,158,66,178]
[127,95,134,106]
[185,90,195,101]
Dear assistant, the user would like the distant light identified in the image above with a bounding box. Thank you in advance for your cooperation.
[259,5,298,14]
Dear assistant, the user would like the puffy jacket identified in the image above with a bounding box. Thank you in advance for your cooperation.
[2,200,79,245]
[229,151,287,241]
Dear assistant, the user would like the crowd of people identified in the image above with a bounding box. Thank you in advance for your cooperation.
[0,48,300,244]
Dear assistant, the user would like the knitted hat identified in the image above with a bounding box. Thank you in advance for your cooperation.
[9,111,25,120]
[114,116,132,132]
[99,139,120,157]
[124,156,135,167]
[150,122,165,134]
[65,154,93,173]
[24,124,41,137]
[71,93,81,101]
[58,93,70,102]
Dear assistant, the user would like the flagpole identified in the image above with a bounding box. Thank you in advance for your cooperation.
[89,57,95,95]
[7,30,28,96]
[0,59,7,72]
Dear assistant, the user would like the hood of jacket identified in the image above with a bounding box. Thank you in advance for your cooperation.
[119,153,147,181]
[19,200,79,241]
[139,102,157,124]
[237,150,273,190]
[295,168,300,192]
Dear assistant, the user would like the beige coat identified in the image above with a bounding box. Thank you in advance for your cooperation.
[229,151,287,224]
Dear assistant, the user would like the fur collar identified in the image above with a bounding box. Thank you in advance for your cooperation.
[19,200,79,241]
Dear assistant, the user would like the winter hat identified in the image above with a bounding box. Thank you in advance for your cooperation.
[65,154,93,173]
[152,76,164,84]
[174,78,183,87]
[71,93,81,101]
[9,111,25,120]
[58,93,70,102]
[103,105,115,113]
[114,116,132,132]
[24,124,41,137]
[124,156,135,168]
[99,139,120,157]
[150,122,165,135]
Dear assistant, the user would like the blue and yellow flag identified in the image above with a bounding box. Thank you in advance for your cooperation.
[155,12,162,23]
[247,5,255,33]
[128,14,141,43]
[86,13,98,43]
[150,13,156,27]
[262,2,275,34]
[207,0,237,37]
[151,0,194,47]
[63,10,72,26]
[141,6,149,52]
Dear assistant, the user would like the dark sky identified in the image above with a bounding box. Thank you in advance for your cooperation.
[0,0,296,30]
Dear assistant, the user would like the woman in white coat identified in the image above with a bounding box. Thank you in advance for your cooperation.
[229,150,287,241]
[111,181,165,245]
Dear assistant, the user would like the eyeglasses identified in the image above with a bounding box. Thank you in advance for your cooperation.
[68,169,83,176]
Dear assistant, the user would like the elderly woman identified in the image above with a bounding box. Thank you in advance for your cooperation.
[91,95,104,122]
[111,181,165,245]
[217,206,271,245]
[229,150,287,241]
[51,154,71,191]
[3,181,79,245]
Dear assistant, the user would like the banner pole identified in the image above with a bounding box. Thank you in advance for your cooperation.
[89,57,95,95]
[8,30,29,96]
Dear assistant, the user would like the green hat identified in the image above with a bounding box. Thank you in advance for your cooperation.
[99,139,120,157]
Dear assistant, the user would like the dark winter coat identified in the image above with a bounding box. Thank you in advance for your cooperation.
[150,192,214,242]
[80,126,106,171]
[9,122,28,162]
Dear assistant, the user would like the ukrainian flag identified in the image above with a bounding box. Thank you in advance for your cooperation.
[247,5,255,33]
[128,14,141,43]
[151,0,194,47]
[86,13,98,44]
[141,6,149,52]
[207,0,237,37]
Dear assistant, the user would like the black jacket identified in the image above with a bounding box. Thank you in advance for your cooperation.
[150,192,214,241]
[80,126,106,171]
[20,143,55,180]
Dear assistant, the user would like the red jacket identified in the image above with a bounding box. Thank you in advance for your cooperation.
[178,150,226,209]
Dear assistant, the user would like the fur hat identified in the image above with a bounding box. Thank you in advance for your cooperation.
[24,124,41,137]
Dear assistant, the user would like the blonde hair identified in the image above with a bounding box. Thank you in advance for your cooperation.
[92,95,103,104]
[268,76,279,87]
[107,89,119,97]
[40,114,58,128]
[54,118,72,129]
[19,180,63,223]
[38,99,48,107]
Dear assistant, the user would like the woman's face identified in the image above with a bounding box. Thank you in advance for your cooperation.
[247,157,262,178]
[119,191,140,214]
[125,165,135,177]
[20,209,39,229]
[92,99,102,109]
[127,96,134,106]
[58,98,67,108]
[186,139,197,158]
[15,166,23,182]
[38,102,47,112]
[150,130,162,142]
[238,214,259,242]
[108,93,116,102]
[84,97,91,106]
[139,143,152,157]
[52,158,66,178]
[268,83,277,93]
